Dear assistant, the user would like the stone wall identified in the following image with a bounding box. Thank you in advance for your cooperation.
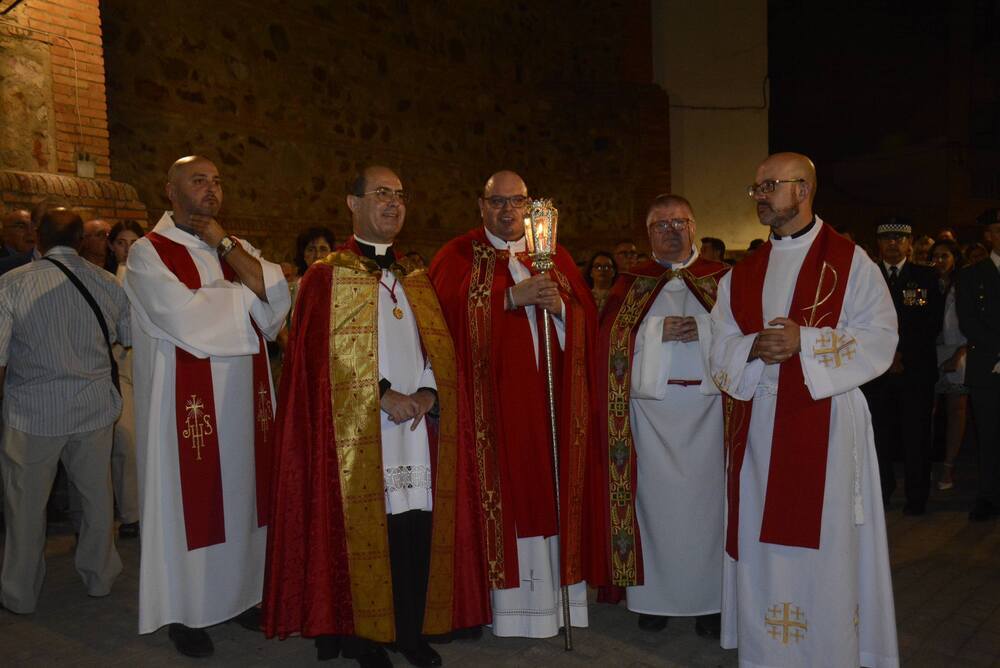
[101,1,670,262]
[0,0,111,178]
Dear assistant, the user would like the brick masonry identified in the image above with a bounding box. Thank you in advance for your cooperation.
[0,0,146,226]
[0,169,146,224]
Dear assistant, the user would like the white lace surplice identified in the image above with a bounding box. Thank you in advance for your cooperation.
[377,266,435,514]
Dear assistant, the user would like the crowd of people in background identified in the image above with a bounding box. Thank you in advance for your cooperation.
[0,151,997,668]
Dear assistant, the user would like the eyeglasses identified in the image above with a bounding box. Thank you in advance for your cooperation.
[746,179,805,198]
[483,195,529,210]
[362,187,408,204]
[592,264,615,271]
[648,218,693,233]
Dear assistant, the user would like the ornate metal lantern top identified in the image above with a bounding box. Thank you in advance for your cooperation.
[525,198,558,272]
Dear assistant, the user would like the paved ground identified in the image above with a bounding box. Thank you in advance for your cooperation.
[2,453,999,667]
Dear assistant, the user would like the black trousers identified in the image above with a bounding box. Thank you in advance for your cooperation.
[338,509,433,657]
[971,385,1000,505]
[865,371,936,506]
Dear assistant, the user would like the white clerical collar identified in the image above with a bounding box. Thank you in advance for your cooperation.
[882,258,906,273]
[655,245,698,271]
[484,226,526,252]
[354,235,393,256]
[772,216,823,248]
[991,251,1000,270]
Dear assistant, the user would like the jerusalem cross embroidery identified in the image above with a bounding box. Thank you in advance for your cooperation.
[765,602,807,645]
[182,394,214,461]
[811,331,857,368]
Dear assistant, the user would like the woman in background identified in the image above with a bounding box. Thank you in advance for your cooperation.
[585,251,618,314]
[930,239,968,491]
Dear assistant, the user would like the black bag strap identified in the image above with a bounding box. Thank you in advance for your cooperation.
[43,256,121,393]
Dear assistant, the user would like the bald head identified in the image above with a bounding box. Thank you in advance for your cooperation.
[483,170,527,199]
[167,155,215,185]
[480,170,529,241]
[751,152,817,236]
[166,155,222,221]
[2,209,33,253]
[37,208,84,253]
[758,152,817,202]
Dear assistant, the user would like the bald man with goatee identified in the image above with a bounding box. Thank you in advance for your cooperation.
[429,171,598,639]
[709,153,900,667]
[124,156,290,657]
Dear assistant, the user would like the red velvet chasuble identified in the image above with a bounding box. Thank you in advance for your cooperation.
[146,232,272,551]
[723,224,855,559]
[263,245,490,640]
[585,257,728,590]
[429,227,598,590]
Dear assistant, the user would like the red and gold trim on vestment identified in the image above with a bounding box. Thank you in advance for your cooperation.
[603,260,725,585]
[322,249,460,640]
[467,242,509,589]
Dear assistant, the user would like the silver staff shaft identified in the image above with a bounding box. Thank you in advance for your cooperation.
[542,306,573,651]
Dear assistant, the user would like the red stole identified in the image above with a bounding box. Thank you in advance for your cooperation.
[147,232,272,551]
[724,223,854,559]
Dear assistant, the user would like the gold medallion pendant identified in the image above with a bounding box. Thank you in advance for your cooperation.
[393,306,404,319]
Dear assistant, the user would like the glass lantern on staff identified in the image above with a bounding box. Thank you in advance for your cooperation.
[524,198,573,651]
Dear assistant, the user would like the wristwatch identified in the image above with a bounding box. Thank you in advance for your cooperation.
[217,235,237,258]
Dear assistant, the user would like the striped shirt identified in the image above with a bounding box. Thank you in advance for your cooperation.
[0,246,130,436]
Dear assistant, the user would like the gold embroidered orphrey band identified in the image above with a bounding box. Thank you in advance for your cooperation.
[325,251,459,640]
[329,261,395,641]
[468,242,508,589]
[605,273,670,585]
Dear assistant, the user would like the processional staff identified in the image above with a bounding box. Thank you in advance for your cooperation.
[525,199,573,652]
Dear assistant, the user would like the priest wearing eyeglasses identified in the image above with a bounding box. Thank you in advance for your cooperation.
[588,194,729,638]
[710,152,899,668]
[264,166,488,668]
[428,170,598,639]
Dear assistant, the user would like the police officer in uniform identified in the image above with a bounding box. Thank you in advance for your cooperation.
[957,208,1000,521]
[863,217,943,515]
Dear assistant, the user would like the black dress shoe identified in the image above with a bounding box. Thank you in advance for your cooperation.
[637,613,669,631]
[695,613,721,638]
[118,522,139,539]
[231,605,262,632]
[902,502,926,516]
[969,499,997,522]
[315,636,341,661]
[398,640,441,667]
[356,645,393,668]
[168,623,214,658]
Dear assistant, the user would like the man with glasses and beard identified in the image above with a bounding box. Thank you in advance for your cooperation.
[710,153,899,667]
[429,171,598,639]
